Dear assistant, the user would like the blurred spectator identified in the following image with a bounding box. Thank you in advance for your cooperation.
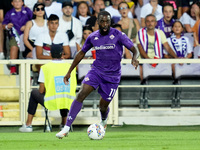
[125,0,136,17]
[75,1,91,26]
[58,1,82,58]
[2,0,32,74]
[134,0,149,24]
[136,14,177,80]
[77,25,94,58]
[35,14,70,59]
[192,12,200,47]
[105,0,133,23]
[112,23,132,59]
[140,0,163,28]
[24,0,38,10]
[23,3,48,59]
[158,0,181,19]
[19,44,76,133]
[156,3,175,38]
[117,1,140,43]
[180,1,200,33]
[165,21,193,58]
[86,0,106,31]
[0,0,13,59]
[43,0,63,18]
[165,21,192,77]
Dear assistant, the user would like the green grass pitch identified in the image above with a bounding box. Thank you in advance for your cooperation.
[0,125,200,150]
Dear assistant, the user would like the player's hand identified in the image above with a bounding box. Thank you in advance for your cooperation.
[131,59,139,69]
[64,72,70,85]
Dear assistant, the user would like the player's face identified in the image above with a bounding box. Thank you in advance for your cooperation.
[98,15,111,35]
[48,20,59,32]
[12,0,23,10]
[145,16,157,30]
[62,6,73,17]
[83,29,92,40]
[163,6,174,22]
[119,3,129,18]
[172,22,183,35]
[43,0,53,7]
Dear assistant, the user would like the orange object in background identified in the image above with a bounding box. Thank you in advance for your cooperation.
[0,105,3,118]
[91,50,96,59]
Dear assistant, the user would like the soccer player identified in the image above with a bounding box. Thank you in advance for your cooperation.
[56,10,139,139]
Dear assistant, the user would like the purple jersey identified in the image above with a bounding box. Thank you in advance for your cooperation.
[156,18,175,38]
[2,6,32,36]
[82,28,134,83]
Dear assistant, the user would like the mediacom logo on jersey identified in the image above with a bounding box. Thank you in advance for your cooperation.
[94,44,115,50]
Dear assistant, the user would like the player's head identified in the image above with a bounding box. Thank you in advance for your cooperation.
[50,44,63,59]
[48,14,59,32]
[145,14,157,30]
[97,11,111,35]
[162,3,174,22]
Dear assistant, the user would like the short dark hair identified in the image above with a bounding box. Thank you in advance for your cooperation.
[162,3,174,12]
[48,14,59,21]
[112,24,122,30]
[145,14,157,22]
[83,25,93,32]
[98,11,111,20]
[32,3,46,19]
[50,44,63,59]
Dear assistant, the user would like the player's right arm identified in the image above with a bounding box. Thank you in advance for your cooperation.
[64,50,86,84]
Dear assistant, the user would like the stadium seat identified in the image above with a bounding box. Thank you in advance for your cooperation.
[175,64,200,107]
[119,65,144,108]
[143,64,176,108]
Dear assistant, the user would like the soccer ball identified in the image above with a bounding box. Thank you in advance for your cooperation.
[87,123,105,140]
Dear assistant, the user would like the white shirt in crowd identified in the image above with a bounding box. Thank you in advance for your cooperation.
[45,1,63,18]
[140,3,163,21]
[165,36,193,57]
[179,12,196,28]
[34,30,69,56]
[79,16,90,26]
[24,0,38,10]
[58,16,82,47]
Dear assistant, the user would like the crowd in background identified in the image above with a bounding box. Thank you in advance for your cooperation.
[0,0,200,75]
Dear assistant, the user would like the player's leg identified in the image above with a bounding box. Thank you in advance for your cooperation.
[98,82,118,129]
[56,83,94,138]
[99,97,110,129]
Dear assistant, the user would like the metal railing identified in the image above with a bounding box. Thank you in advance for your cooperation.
[1,59,200,126]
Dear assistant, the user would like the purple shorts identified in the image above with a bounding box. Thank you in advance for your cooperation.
[82,69,119,102]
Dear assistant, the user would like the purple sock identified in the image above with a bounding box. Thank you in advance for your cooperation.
[66,99,82,126]
[101,107,110,120]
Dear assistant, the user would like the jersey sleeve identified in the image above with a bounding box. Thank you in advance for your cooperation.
[81,34,93,53]
[119,32,134,50]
